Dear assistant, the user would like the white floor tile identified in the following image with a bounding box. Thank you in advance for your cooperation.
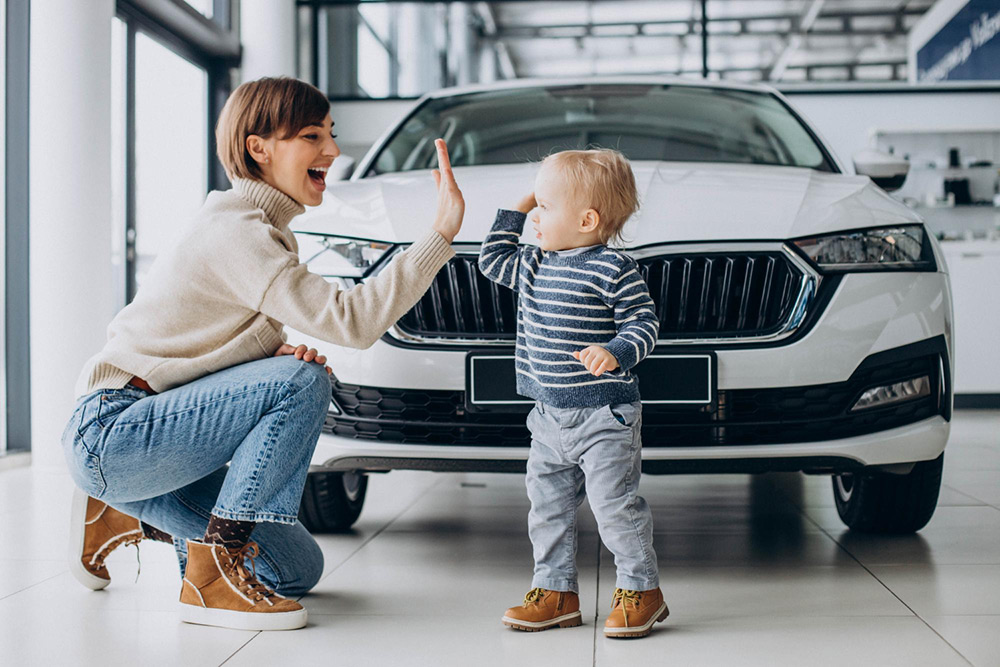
[594,616,969,667]
[867,564,1000,617]
[924,616,1000,667]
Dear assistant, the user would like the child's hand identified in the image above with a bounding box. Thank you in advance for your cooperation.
[514,192,537,214]
[275,343,332,374]
[573,346,620,377]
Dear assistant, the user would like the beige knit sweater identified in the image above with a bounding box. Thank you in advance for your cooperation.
[77,178,455,396]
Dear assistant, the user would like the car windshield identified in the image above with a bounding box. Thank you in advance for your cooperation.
[366,84,834,176]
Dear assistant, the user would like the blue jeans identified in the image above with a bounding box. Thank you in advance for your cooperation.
[526,400,658,593]
[61,356,331,596]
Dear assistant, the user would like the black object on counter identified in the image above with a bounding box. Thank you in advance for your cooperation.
[944,177,972,205]
[949,147,961,168]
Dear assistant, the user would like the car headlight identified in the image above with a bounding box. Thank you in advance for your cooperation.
[791,225,935,273]
[294,233,395,278]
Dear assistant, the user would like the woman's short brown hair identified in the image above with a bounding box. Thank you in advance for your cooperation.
[216,77,330,180]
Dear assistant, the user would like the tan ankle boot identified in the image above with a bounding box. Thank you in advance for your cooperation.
[179,540,307,631]
[69,487,144,590]
[603,587,669,638]
[502,588,582,632]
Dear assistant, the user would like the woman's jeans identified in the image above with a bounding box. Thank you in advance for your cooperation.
[61,356,331,596]
[526,400,659,594]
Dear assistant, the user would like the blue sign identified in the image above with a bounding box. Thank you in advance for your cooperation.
[917,0,1000,81]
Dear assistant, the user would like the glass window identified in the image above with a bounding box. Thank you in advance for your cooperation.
[133,31,208,290]
[370,84,832,175]
[357,22,390,98]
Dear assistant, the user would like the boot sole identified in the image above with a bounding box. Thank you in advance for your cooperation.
[502,611,583,632]
[69,487,111,591]
[603,602,669,639]
[180,602,308,631]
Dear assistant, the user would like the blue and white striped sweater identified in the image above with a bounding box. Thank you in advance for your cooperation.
[478,209,660,408]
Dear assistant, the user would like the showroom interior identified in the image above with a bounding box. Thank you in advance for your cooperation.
[2,0,1000,664]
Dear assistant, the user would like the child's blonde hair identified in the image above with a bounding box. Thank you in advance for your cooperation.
[542,149,639,245]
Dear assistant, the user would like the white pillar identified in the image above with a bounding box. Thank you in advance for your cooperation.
[30,0,115,469]
[241,0,297,82]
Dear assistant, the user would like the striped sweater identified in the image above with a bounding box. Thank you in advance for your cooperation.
[478,210,660,408]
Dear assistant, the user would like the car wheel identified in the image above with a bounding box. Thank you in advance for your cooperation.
[298,471,368,533]
[832,453,944,533]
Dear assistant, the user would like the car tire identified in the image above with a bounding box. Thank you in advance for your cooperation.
[831,453,944,534]
[298,471,368,533]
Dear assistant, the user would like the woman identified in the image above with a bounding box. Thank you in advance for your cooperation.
[62,77,464,631]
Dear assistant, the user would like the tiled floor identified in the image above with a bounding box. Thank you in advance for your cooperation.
[1,411,998,666]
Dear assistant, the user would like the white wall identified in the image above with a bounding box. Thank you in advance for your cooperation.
[30,0,116,469]
[240,0,297,82]
[783,88,1000,171]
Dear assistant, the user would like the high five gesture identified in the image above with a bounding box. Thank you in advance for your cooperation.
[431,138,465,243]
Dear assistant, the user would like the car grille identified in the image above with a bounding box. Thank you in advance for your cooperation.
[394,251,807,341]
[323,352,943,448]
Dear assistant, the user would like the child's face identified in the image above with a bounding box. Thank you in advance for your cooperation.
[530,162,600,251]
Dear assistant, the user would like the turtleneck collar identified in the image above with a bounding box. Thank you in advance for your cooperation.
[232,178,305,230]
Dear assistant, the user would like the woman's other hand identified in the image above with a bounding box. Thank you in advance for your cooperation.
[274,343,332,374]
[431,139,465,244]
[514,192,537,214]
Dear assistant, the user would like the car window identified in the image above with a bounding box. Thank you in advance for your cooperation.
[367,84,833,176]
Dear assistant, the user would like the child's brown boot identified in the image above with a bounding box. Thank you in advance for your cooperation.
[69,488,144,590]
[179,540,307,631]
[603,587,669,638]
[502,587,583,631]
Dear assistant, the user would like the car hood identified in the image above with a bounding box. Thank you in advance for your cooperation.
[292,161,920,245]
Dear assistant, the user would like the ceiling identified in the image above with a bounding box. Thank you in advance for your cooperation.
[474,0,937,82]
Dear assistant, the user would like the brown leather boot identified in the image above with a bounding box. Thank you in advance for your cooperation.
[69,487,144,590]
[502,587,582,632]
[179,540,307,631]
[603,587,669,638]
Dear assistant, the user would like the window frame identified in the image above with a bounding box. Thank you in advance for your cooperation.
[4,0,30,455]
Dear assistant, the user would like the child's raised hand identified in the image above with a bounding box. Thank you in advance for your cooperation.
[573,346,620,377]
[514,192,537,214]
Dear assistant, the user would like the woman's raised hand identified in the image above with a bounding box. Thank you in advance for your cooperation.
[431,139,465,244]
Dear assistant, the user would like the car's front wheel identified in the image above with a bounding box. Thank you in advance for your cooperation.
[832,453,944,533]
[298,470,368,533]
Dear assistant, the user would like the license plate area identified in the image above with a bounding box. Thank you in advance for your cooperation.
[465,350,717,413]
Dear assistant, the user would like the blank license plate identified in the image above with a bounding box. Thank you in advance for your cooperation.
[466,352,715,410]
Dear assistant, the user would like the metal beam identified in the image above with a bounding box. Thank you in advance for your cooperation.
[769,0,825,81]
[490,7,925,40]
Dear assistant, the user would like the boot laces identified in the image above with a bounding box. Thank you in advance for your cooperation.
[222,542,275,602]
[612,589,642,627]
[523,587,547,605]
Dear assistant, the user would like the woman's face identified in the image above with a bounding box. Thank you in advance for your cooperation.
[255,113,341,207]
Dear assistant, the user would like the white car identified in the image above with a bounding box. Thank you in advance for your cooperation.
[289,77,953,535]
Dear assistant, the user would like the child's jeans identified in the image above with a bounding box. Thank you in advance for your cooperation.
[525,400,659,593]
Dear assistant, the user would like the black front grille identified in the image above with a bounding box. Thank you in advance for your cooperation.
[324,349,944,449]
[395,251,805,341]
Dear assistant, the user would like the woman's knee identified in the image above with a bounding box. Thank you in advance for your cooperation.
[257,523,325,596]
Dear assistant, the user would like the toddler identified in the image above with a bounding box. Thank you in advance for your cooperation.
[478,149,666,639]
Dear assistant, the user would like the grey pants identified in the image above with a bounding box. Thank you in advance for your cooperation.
[525,400,659,593]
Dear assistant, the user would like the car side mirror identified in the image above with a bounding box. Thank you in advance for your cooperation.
[852,149,909,192]
[329,155,356,181]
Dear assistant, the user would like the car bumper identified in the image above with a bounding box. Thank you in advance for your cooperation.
[309,414,949,474]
